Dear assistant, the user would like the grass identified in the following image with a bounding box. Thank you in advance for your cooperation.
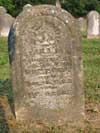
[82,39,100,102]
[0,37,10,80]
[0,37,14,111]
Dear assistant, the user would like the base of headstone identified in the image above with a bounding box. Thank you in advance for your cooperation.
[15,104,85,130]
[14,119,85,133]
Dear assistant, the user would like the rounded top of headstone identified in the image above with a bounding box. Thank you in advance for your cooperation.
[3,13,15,24]
[0,6,7,14]
[23,4,32,11]
[87,10,99,17]
[11,4,81,60]
[14,5,76,31]
[5,13,15,20]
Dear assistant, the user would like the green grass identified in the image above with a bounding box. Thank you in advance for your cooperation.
[0,37,14,113]
[82,39,100,102]
[0,37,10,80]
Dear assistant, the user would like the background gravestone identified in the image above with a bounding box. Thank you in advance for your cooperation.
[9,5,84,128]
[0,6,7,14]
[0,6,15,37]
[87,11,100,39]
[23,4,32,10]
[78,17,87,37]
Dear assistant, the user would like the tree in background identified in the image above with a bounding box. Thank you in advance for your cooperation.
[84,0,100,14]
[0,0,100,17]
[0,0,15,15]
[61,0,86,17]
[13,0,56,16]
[61,0,100,17]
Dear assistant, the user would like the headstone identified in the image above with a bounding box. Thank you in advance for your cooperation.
[8,5,84,128]
[0,7,14,37]
[0,6,7,14]
[56,0,61,8]
[78,17,87,37]
[23,4,32,11]
[87,11,100,38]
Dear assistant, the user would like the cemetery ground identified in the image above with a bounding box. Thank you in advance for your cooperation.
[0,37,100,132]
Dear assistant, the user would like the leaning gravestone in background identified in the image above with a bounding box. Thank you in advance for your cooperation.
[87,11,100,39]
[8,5,84,128]
[0,6,14,37]
[78,17,87,37]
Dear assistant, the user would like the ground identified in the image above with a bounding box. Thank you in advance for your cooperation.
[0,37,100,132]
[82,39,100,132]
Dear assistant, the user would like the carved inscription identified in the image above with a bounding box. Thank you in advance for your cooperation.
[17,16,73,109]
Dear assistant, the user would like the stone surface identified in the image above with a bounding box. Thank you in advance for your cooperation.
[0,8,14,37]
[0,6,7,14]
[23,4,32,11]
[87,11,100,38]
[56,0,61,8]
[78,17,87,37]
[9,5,84,128]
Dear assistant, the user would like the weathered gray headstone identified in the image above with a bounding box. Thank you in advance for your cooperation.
[9,5,84,128]
[0,7,14,37]
[78,17,87,37]
[23,4,32,10]
[87,11,100,38]
[0,6,7,14]
[56,0,61,8]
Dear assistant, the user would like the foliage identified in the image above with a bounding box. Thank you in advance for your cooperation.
[0,0,15,15]
[0,0,100,17]
[61,0,100,17]
[83,0,100,15]
[12,0,100,17]
[13,0,56,16]
[61,0,86,17]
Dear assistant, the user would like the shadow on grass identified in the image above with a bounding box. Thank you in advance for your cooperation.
[0,100,10,132]
[0,79,15,132]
